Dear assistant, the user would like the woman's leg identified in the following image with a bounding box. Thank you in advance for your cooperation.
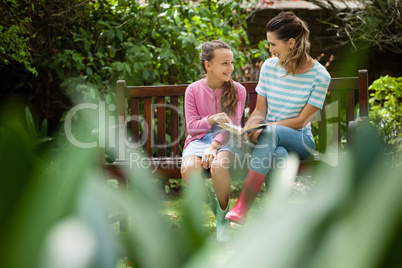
[226,125,314,224]
[265,146,289,190]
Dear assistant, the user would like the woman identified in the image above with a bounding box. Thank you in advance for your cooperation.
[180,40,246,241]
[225,12,331,225]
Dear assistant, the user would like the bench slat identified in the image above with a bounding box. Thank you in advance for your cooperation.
[131,98,140,142]
[157,97,166,156]
[358,70,369,116]
[346,91,355,139]
[144,97,152,155]
[318,99,327,153]
[333,90,341,146]
[170,96,180,157]
[127,85,188,97]
[328,77,358,91]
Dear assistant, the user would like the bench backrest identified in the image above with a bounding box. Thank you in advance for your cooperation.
[116,70,368,158]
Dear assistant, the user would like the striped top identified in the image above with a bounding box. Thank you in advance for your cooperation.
[256,57,331,140]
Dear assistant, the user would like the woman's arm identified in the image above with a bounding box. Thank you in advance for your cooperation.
[245,94,267,127]
[246,98,319,143]
[276,103,319,129]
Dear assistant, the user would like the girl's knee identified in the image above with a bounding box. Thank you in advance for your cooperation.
[180,157,200,178]
[210,156,231,173]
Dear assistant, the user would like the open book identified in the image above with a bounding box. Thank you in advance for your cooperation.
[218,122,269,135]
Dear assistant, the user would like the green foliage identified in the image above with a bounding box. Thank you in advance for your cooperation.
[24,106,53,146]
[1,102,401,268]
[0,0,42,75]
[0,107,402,268]
[369,75,402,152]
[310,0,402,53]
[49,0,264,103]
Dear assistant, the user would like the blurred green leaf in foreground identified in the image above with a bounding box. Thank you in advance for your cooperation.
[0,103,401,268]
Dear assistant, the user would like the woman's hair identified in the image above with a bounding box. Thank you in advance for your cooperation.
[266,11,310,75]
[200,40,238,117]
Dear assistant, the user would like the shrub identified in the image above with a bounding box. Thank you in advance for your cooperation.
[369,75,402,153]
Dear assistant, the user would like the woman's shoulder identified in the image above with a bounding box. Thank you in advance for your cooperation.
[260,57,281,73]
[263,57,279,67]
[313,61,331,81]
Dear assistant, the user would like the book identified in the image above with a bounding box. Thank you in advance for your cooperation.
[218,122,269,135]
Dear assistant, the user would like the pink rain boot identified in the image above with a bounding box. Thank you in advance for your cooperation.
[225,170,266,225]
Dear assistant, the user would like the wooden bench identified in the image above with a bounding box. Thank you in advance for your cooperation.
[104,69,369,181]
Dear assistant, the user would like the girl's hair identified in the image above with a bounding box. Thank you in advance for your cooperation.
[266,11,311,75]
[200,40,238,117]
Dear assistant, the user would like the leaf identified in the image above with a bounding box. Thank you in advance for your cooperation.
[25,106,37,140]
[86,67,93,76]
[40,119,48,138]
[108,29,115,40]
[116,29,123,41]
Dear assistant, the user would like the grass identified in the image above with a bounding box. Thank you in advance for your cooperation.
[112,176,315,268]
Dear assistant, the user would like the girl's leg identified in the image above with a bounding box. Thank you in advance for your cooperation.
[210,150,234,242]
[181,155,218,215]
[180,155,202,183]
[210,151,234,209]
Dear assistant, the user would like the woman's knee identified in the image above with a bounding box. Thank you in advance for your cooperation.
[274,146,288,159]
[273,146,288,169]
[258,125,278,143]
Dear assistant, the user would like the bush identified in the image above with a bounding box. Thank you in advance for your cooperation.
[49,0,266,104]
[369,75,402,153]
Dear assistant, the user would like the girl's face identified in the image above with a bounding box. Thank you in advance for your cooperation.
[266,32,294,61]
[205,48,234,83]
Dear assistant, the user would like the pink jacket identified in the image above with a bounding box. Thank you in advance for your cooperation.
[183,79,246,149]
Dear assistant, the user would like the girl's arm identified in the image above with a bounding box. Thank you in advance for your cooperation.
[184,86,212,136]
[202,85,246,169]
[211,85,247,146]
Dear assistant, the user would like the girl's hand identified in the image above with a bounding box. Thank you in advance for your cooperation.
[201,144,219,169]
[246,128,263,144]
[208,113,232,126]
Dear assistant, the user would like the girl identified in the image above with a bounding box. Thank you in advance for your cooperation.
[225,12,331,225]
[180,40,246,241]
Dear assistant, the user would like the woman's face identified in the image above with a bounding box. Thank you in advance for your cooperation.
[266,32,294,61]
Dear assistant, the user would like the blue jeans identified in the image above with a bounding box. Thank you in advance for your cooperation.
[249,125,315,175]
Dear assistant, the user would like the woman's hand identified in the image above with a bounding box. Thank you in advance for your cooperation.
[201,142,220,169]
[246,128,263,144]
[208,112,232,126]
